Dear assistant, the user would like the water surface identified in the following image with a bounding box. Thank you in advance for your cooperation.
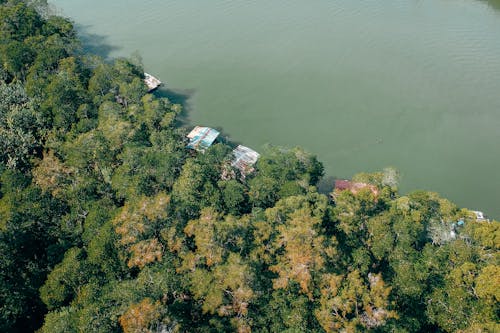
[50,0,500,217]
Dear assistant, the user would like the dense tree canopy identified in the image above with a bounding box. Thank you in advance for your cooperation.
[0,1,498,332]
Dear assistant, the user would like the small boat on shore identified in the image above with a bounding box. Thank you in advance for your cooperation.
[144,72,162,92]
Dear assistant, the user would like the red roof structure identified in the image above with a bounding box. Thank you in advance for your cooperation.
[333,179,379,198]
[334,180,352,191]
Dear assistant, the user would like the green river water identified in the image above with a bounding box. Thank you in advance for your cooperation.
[50,0,500,218]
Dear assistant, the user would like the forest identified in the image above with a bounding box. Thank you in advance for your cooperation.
[0,1,498,332]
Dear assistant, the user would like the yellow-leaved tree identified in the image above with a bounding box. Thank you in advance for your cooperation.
[315,271,397,332]
[178,208,254,332]
[113,193,170,269]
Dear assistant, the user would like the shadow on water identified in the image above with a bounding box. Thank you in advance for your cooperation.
[317,175,336,196]
[75,24,121,60]
[154,87,243,147]
[154,87,196,128]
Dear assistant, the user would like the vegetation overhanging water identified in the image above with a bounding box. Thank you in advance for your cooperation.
[0,1,498,332]
[50,0,500,218]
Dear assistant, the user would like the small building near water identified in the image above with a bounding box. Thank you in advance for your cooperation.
[332,179,379,200]
[471,210,489,222]
[231,145,260,178]
[144,73,162,92]
[187,126,220,152]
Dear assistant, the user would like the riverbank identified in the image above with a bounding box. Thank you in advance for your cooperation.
[51,0,500,218]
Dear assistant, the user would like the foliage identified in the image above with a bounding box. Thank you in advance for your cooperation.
[0,1,497,332]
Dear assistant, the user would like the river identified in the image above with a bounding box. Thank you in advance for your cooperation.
[50,0,500,218]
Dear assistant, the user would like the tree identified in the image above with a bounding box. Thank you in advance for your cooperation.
[119,298,162,333]
[87,62,115,104]
[1,40,34,79]
[219,179,249,215]
[0,1,43,42]
[32,150,75,197]
[0,181,69,332]
[261,288,317,333]
[268,204,330,297]
[315,271,396,332]
[178,208,255,331]
[248,146,324,209]
[41,56,89,131]
[113,193,170,269]
[171,144,231,218]
[40,247,88,310]
[0,81,42,170]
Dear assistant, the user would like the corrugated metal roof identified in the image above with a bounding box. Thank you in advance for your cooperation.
[333,179,379,196]
[334,180,352,191]
[231,145,260,176]
[144,73,162,92]
[187,126,220,151]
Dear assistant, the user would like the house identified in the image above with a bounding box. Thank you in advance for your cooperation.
[231,145,260,178]
[186,126,220,152]
[471,210,489,222]
[331,179,379,200]
[144,73,162,92]
[334,180,352,192]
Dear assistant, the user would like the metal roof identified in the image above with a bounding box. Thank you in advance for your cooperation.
[187,126,220,151]
[231,145,260,175]
[144,73,162,92]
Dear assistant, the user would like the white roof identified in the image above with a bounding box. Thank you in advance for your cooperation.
[231,145,260,175]
[144,73,162,91]
[472,210,485,220]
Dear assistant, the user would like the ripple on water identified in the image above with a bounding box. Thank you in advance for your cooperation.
[50,0,500,218]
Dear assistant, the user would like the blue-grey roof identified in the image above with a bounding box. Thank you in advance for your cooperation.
[187,126,220,151]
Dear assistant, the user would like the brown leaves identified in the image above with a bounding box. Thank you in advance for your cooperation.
[32,150,75,197]
[315,271,396,332]
[186,252,254,332]
[113,193,170,269]
[179,208,254,331]
[113,193,170,245]
[127,239,163,269]
[119,298,161,333]
[261,195,335,298]
[269,208,325,297]
[183,208,224,267]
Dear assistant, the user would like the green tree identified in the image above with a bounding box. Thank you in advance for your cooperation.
[0,81,42,170]
[1,40,34,79]
[40,247,89,310]
[177,208,255,331]
[41,56,89,131]
[0,180,69,332]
